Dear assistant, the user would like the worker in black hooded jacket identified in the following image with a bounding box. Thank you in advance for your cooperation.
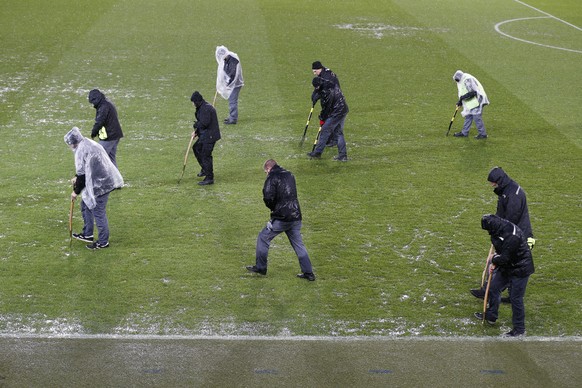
[190,91,221,185]
[488,167,534,241]
[471,167,535,299]
[475,214,535,337]
[88,89,124,167]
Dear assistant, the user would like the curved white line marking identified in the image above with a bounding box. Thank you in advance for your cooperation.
[494,17,582,54]
[514,0,582,32]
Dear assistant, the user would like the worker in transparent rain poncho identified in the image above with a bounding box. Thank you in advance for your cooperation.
[452,70,489,139]
[215,45,244,125]
[64,127,124,250]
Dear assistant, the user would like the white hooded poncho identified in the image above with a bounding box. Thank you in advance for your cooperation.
[453,70,489,117]
[64,127,124,209]
[215,45,244,99]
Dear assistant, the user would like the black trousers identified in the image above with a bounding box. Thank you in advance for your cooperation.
[193,141,216,180]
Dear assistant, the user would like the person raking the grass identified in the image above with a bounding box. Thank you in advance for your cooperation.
[65,127,124,250]
[311,60,341,148]
[215,45,244,125]
[191,91,221,186]
[452,70,489,139]
[88,89,124,167]
[247,159,316,281]
[307,77,349,161]
[471,167,535,301]
[474,214,534,337]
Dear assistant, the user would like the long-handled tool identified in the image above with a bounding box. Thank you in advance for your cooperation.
[481,245,495,288]
[311,126,322,153]
[482,265,494,324]
[69,180,75,249]
[300,103,315,146]
[446,105,460,136]
[178,134,197,184]
[212,90,218,107]
[68,197,75,248]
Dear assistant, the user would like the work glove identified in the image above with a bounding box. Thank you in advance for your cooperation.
[527,237,536,250]
[456,100,462,107]
[319,120,325,126]
[491,253,501,266]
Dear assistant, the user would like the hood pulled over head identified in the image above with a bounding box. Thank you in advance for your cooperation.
[312,76,323,88]
[312,76,332,90]
[190,91,204,106]
[487,166,511,188]
[481,214,504,236]
[88,89,105,107]
[453,70,463,82]
[215,45,230,63]
[64,127,84,146]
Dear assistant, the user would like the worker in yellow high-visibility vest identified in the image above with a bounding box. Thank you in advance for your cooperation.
[452,70,490,139]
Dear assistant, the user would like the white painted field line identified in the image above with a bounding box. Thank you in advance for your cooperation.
[494,17,582,54]
[0,333,581,342]
[514,0,582,31]
[494,1,582,54]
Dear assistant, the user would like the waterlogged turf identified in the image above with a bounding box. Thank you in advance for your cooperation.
[0,336,581,387]
[1,3,581,384]
[2,0,581,385]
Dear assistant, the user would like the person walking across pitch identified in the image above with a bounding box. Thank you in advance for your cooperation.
[452,70,489,139]
[191,91,221,186]
[215,45,244,125]
[65,127,124,250]
[246,159,315,281]
[88,89,124,166]
[471,167,535,300]
[307,77,349,161]
[475,214,535,337]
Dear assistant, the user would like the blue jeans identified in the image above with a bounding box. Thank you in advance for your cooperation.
[227,86,242,122]
[486,269,530,333]
[99,139,120,167]
[255,220,313,273]
[314,114,347,158]
[81,192,110,245]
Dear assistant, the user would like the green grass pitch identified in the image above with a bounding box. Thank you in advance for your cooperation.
[1,0,581,337]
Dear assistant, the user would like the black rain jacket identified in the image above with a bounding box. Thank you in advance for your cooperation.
[311,67,340,104]
[263,165,302,222]
[318,80,349,121]
[482,215,535,278]
[193,99,221,144]
[88,89,124,141]
[488,167,533,238]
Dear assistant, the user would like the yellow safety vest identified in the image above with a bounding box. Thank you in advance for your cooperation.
[458,75,479,111]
